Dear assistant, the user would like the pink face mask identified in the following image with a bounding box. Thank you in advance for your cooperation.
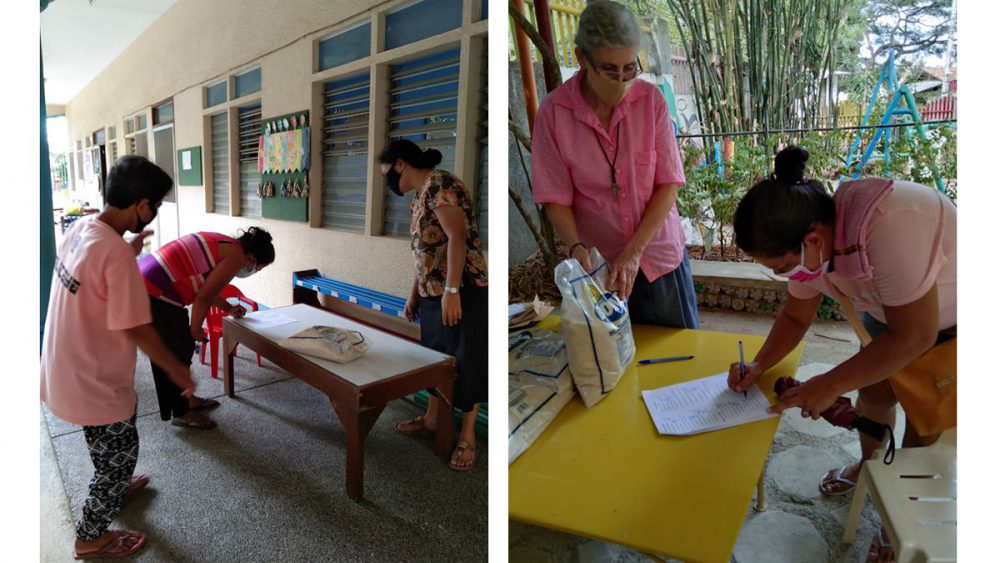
[775,243,829,283]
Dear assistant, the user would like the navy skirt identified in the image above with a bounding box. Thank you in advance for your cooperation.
[418,284,488,411]
[627,254,701,329]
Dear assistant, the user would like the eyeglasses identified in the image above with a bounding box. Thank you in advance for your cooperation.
[587,56,643,81]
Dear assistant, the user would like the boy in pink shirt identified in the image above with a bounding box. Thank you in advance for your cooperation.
[41,156,196,560]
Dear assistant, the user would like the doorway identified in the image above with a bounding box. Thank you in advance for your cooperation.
[151,101,179,248]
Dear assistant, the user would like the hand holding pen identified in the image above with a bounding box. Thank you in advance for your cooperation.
[738,341,747,398]
[727,342,763,396]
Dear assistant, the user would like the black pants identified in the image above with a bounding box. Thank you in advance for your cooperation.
[77,412,139,542]
[419,285,488,412]
[148,297,196,420]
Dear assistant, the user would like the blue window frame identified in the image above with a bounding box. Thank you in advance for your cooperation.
[318,23,372,71]
[384,0,462,51]
[234,67,261,99]
[206,81,227,108]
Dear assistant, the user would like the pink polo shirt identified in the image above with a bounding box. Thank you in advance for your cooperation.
[531,71,687,280]
[789,181,957,330]
[40,217,152,426]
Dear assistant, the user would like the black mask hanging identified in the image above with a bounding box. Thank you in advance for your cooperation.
[385,168,403,197]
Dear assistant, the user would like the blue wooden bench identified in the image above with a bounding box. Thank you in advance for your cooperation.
[292,270,487,435]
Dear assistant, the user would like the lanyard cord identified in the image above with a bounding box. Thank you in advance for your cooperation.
[593,126,622,191]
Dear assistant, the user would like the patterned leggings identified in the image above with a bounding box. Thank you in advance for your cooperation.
[76,413,139,542]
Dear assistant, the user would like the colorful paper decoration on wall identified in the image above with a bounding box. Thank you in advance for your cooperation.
[258,111,310,201]
[259,127,311,173]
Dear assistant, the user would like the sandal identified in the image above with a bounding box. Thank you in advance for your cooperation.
[395,416,435,439]
[449,441,477,472]
[189,396,220,411]
[124,473,150,498]
[819,465,858,496]
[867,527,894,563]
[171,412,217,430]
[73,529,145,560]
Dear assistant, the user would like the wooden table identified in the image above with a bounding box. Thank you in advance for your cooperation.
[508,323,804,562]
[223,303,456,500]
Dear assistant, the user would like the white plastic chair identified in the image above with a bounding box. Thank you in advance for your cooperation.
[842,428,956,562]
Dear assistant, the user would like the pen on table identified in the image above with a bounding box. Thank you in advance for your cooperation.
[637,355,695,365]
[738,340,747,398]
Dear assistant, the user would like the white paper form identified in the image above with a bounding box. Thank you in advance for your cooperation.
[641,372,777,435]
[240,310,298,329]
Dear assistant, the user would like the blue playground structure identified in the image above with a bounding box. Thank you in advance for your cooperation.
[841,50,946,192]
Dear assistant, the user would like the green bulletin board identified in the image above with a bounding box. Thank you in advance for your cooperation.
[260,110,310,222]
[177,146,202,186]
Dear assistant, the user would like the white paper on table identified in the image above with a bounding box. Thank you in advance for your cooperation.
[240,311,298,329]
[641,372,777,435]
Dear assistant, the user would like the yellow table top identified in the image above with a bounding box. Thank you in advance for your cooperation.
[508,321,803,563]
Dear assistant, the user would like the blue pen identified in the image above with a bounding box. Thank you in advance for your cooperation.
[637,355,695,365]
[738,340,747,398]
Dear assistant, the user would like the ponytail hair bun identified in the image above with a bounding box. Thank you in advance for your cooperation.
[237,226,275,266]
[378,139,443,170]
[423,148,443,168]
[774,146,808,185]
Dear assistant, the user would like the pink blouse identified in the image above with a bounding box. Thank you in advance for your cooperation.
[531,71,687,280]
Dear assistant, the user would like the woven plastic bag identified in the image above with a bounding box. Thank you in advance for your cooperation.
[554,248,635,408]
[508,328,576,464]
[508,328,572,393]
[280,326,369,363]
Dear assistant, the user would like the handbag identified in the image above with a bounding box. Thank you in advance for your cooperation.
[829,283,956,437]
[280,326,369,363]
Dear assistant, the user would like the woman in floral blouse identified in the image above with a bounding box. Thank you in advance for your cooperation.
[379,139,488,471]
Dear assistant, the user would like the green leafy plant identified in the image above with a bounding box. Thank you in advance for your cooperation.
[677,123,956,262]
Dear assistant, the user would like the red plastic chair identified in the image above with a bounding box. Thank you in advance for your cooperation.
[200,285,261,379]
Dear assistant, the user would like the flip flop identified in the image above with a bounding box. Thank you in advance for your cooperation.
[72,529,145,560]
[819,465,857,496]
[867,528,895,562]
[190,397,220,411]
[124,473,150,498]
[449,441,477,472]
[395,416,434,439]
[171,412,217,430]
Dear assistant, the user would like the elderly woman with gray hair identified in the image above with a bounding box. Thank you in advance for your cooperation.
[531,0,698,329]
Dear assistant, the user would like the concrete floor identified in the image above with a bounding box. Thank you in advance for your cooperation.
[40,349,488,562]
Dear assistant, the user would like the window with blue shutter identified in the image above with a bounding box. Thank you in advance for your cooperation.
[211,113,230,215]
[382,48,459,237]
[322,72,371,233]
[238,103,262,218]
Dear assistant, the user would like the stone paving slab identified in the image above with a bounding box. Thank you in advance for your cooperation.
[733,511,829,563]
[768,445,842,501]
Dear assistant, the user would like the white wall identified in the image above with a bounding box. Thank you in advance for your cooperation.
[64,0,486,307]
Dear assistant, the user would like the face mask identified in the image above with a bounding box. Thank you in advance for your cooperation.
[775,242,829,283]
[585,60,636,107]
[235,256,257,279]
[385,167,403,197]
[132,201,157,233]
